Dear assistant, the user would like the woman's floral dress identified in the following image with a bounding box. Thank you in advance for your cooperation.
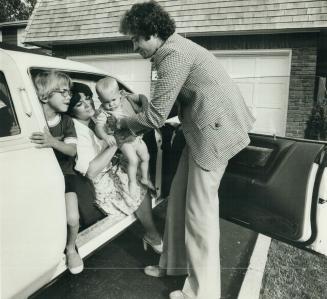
[73,119,148,216]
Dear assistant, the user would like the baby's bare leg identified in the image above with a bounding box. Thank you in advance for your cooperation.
[120,143,139,196]
[135,139,153,189]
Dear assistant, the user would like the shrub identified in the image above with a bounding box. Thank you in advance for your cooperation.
[305,101,327,140]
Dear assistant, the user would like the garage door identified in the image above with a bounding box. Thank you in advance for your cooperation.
[215,51,291,136]
[69,55,152,98]
[70,51,290,137]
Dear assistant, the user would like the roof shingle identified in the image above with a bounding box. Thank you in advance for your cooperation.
[24,0,327,45]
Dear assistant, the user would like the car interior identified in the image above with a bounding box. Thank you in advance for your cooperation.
[0,72,21,137]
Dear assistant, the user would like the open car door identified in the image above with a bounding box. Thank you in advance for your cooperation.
[160,127,327,255]
[219,134,327,254]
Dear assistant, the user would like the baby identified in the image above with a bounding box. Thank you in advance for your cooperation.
[95,77,152,197]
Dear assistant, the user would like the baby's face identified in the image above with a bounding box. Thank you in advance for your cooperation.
[100,89,121,111]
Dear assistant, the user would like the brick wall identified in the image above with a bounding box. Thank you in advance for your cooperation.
[54,32,320,138]
[287,47,317,137]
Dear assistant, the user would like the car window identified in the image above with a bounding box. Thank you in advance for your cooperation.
[29,68,132,110]
[0,72,21,138]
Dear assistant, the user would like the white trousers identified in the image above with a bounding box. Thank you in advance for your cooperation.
[159,146,227,299]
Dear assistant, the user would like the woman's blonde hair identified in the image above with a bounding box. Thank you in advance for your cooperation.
[34,71,72,101]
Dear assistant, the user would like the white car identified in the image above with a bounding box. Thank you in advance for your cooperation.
[0,47,326,299]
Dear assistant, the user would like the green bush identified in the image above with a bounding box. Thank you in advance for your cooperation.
[305,101,327,140]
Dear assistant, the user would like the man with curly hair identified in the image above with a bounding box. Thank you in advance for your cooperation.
[117,1,255,298]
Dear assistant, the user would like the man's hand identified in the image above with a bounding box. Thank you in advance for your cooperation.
[30,127,58,148]
[126,93,144,113]
[107,111,123,130]
[121,90,140,104]
[104,135,117,147]
[126,93,141,104]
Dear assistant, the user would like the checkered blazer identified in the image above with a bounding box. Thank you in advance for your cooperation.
[127,33,255,170]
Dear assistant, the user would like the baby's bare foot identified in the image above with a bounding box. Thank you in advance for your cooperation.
[140,178,155,191]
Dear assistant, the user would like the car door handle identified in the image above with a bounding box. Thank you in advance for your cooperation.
[19,87,32,117]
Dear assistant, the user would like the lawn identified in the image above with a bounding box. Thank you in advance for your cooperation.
[260,239,327,299]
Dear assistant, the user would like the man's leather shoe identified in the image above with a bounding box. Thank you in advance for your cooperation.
[169,290,187,299]
[144,265,166,277]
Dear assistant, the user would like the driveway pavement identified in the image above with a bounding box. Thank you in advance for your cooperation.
[31,206,258,299]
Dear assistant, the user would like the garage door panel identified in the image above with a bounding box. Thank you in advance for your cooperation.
[217,58,229,72]
[70,57,151,98]
[229,58,256,78]
[254,82,287,109]
[235,81,255,107]
[253,108,285,135]
[256,57,290,77]
[95,59,150,81]
[257,76,289,84]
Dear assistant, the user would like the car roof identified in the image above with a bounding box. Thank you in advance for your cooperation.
[0,47,108,76]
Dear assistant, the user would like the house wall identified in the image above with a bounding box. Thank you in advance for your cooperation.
[1,27,18,45]
[53,40,133,58]
[54,32,319,138]
[317,31,327,77]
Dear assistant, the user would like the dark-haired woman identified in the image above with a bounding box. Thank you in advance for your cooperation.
[68,83,163,254]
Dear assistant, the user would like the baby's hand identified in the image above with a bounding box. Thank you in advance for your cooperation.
[104,135,117,147]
